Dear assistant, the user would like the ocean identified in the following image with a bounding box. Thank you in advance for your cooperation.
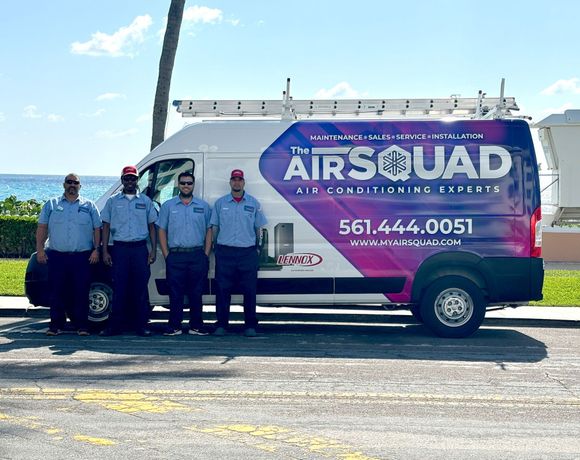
[0,174,117,203]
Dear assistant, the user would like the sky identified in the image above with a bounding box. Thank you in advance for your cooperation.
[1,0,579,176]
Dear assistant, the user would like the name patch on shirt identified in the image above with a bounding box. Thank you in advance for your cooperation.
[135,203,146,210]
[194,207,205,213]
[244,205,254,212]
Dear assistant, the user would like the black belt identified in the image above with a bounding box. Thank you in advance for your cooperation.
[169,246,203,253]
[216,244,256,250]
[114,240,147,247]
[50,250,91,255]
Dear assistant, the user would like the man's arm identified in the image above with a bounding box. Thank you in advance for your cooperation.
[148,222,157,265]
[102,222,112,266]
[158,227,169,259]
[204,227,213,256]
[35,224,49,264]
[89,227,101,264]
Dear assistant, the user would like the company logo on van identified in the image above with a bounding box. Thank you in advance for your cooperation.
[276,253,323,267]
[282,145,512,183]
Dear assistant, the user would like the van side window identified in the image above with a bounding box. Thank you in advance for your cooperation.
[142,159,194,206]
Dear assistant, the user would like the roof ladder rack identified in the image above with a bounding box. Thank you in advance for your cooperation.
[173,78,520,120]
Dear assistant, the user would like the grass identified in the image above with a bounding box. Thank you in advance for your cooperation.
[0,258,28,296]
[0,258,578,306]
[530,270,580,307]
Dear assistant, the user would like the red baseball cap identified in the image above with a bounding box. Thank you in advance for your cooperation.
[230,169,244,179]
[122,165,139,177]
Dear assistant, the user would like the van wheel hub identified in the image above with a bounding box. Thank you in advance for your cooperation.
[434,288,473,327]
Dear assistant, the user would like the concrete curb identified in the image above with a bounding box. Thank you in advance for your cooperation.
[1,297,578,327]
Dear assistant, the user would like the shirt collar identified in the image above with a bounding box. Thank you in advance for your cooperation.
[119,191,141,199]
[59,194,81,204]
[228,193,246,202]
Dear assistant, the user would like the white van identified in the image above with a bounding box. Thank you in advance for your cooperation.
[26,87,544,337]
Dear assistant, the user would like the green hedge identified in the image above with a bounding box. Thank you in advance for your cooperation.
[0,215,37,258]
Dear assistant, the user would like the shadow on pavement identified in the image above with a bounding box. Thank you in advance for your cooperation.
[0,314,549,382]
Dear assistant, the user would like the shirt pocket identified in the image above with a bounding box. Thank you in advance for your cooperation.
[113,204,128,224]
[77,210,92,226]
[50,211,66,225]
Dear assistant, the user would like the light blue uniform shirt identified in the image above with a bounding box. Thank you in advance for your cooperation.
[38,195,101,252]
[157,196,211,248]
[210,193,267,248]
[101,192,157,242]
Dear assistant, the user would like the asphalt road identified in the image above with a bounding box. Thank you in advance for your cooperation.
[0,314,579,459]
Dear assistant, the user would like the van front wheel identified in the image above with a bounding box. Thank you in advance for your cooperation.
[88,282,113,322]
[419,276,485,338]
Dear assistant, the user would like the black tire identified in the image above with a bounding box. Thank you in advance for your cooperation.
[88,282,113,322]
[409,306,423,323]
[419,276,486,338]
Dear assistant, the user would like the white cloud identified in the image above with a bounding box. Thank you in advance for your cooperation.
[47,114,65,122]
[96,92,126,101]
[81,109,106,118]
[136,113,151,123]
[23,105,42,119]
[71,15,153,57]
[540,102,574,116]
[0,112,5,122]
[540,78,580,96]
[314,82,363,99]
[95,128,138,139]
[159,6,237,38]
[183,6,223,24]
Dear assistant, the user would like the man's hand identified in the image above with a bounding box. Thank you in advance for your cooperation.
[89,249,100,264]
[102,249,113,267]
[36,249,48,264]
[148,251,156,265]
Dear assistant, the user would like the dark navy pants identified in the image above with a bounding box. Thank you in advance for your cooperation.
[214,244,258,329]
[166,249,209,329]
[47,250,92,331]
[108,240,150,332]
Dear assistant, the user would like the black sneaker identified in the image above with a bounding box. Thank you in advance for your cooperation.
[213,327,226,337]
[244,328,257,338]
[164,328,183,336]
[188,326,209,335]
[46,328,60,336]
[99,328,120,337]
[136,328,152,337]
[77,330,91,337]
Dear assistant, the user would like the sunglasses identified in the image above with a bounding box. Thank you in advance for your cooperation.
[122,175,138,181]
[179,181,194,186]
[65,180,80,185]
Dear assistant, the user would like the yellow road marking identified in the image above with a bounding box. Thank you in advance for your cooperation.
[74,390,192,414]
[0,411,63,436]
[186,423,379,459]
[0,410,114,446]
[74,434,116,446]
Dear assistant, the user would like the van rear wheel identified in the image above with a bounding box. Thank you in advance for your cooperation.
[419,276,485,338]
[88,282,113,322]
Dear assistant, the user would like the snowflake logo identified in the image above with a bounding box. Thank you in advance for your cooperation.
[377,146,411,181]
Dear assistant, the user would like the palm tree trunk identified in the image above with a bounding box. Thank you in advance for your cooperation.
[151,0,185,151]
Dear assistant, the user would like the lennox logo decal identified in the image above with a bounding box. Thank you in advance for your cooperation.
[277,253,323,267]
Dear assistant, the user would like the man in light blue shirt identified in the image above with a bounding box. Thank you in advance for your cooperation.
[100,165,158,337]
[157,171,212,336]
[210,169,267,337]
[36,173,101,336]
